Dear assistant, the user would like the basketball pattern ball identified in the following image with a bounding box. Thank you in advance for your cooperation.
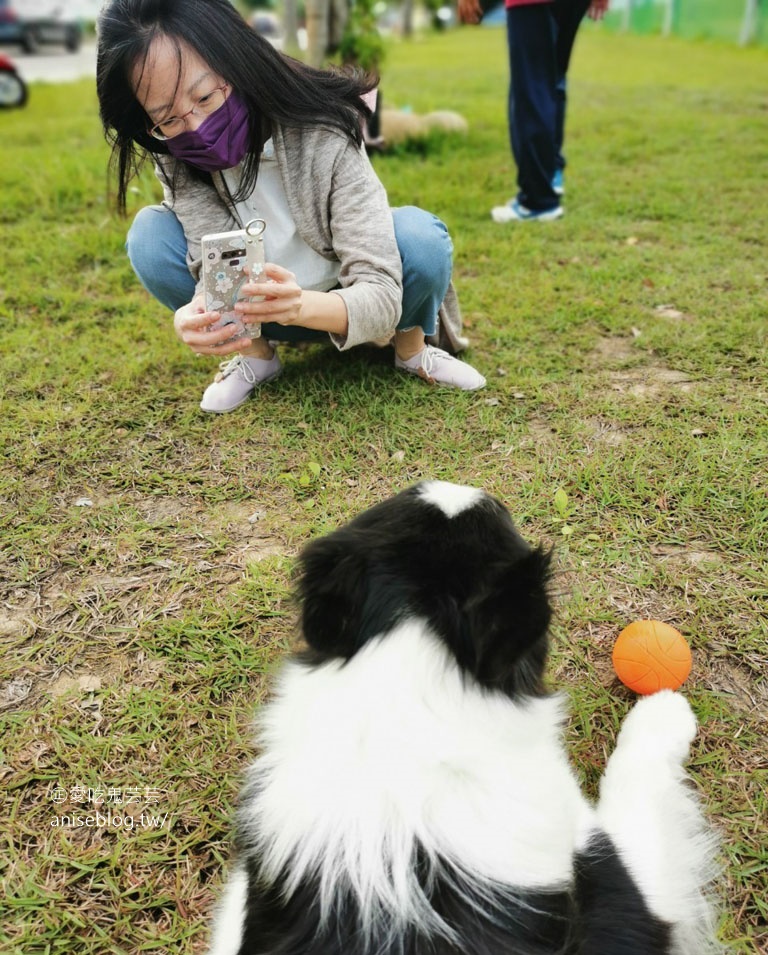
[612,620,692,694]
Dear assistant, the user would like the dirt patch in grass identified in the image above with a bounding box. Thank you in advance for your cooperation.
[582,416,631,446]
[610,365,700,399]
[1,488,291,727]
[706,660,768,720]
[593,336,702,399]
[593,335,637,363]
[650,543,723,566]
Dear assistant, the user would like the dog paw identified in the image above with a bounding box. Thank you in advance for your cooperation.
[614,690,697,764]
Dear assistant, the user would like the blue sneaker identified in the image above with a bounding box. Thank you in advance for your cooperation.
[552,168,565,196]
[491,199,563,223]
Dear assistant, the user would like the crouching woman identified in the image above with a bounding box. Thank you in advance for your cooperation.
[96,0,485,413]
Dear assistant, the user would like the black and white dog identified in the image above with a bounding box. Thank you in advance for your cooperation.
[207,481,720,955]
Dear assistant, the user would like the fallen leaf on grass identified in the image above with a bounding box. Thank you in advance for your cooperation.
[654,304,685,319]
[49,674,102,698]
[0,677,33,709]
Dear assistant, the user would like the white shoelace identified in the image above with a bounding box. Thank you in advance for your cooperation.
[217,355,257,385]
[419,346,455,375]
[399,345,448,372]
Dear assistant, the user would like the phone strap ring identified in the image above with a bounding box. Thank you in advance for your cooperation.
[244,218,266,238]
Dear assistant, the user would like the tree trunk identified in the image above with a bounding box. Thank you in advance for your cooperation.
[661,0,678,36]
[283,0,300,52]
[402,0,414,37]
[305,0,331,67]
[328,0,350,52]
[621,0,633,32]
[739,0,759,45]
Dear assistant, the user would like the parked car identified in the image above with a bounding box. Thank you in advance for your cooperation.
[0,50,27,106]
[0,0,83,54]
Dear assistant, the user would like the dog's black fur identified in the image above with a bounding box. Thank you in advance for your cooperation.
[297,487,552,697]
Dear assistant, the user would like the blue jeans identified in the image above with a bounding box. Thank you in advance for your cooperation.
[125,204,452,343]
[506,0,591,212]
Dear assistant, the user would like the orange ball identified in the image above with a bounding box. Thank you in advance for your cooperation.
[612,620,692,695]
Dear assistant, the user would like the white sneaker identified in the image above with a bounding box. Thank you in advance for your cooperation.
[395,345,486,391]
[199,352,282,413]
[491,198,564,223]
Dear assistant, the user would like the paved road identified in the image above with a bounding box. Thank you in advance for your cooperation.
[1,42,97,82]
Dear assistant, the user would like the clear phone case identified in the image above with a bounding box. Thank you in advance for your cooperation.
[201,219,266,341]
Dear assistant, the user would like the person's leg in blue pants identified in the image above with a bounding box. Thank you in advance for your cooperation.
[126,203,484,404]
[553,0,592,176]
[506,2,559,213]
[503,0,591,213]
[392,206,452,340]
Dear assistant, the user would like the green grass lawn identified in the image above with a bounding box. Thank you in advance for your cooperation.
[1,24,766,953]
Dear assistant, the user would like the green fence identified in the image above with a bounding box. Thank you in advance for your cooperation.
[599,0,767,45]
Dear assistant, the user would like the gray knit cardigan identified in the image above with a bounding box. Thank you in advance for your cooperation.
[155,122,468,353]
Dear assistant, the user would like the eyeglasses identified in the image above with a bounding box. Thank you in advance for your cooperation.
[148,84,230,140]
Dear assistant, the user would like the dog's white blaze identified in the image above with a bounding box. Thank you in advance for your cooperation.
[240,623,588,929]
[417,481,484,518]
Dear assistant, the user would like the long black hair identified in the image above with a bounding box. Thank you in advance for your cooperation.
[96,0,377,213]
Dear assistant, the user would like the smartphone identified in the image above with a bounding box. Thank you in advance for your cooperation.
[201,219,266,341]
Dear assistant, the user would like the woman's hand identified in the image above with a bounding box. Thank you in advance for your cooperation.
[587,0,610,20]
[457,0,483,24]
[173,293,253,356]
[235,263,304,329]
[235,263,348,338]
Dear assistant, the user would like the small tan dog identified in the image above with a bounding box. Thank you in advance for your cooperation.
[380,108,469,145]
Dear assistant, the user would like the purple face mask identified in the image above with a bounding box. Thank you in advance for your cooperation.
[165,90,250,172]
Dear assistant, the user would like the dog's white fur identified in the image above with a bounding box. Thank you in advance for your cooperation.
[416,481,484,518]
[596,692,721,952]
[248,626,590,915]
[211,633,719,954]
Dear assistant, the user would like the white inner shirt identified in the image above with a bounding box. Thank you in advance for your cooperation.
[223,139,341,293]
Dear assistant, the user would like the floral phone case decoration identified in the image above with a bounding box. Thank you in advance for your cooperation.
[201,218,266,341]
